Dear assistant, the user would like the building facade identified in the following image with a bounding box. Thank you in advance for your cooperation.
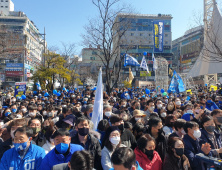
[113,13,173,85]
[0,1,45,89]
[0,0,14,16]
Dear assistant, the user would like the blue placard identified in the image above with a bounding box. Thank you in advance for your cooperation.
[6,63,23,67]
[153,20,164,53]
[14,82,26,97]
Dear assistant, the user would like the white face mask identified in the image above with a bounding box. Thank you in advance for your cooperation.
[16,114,22,118]
[165,99,168,103]
[21,108,26,112]
[110,136,120,145]
[12,99,16,102]
[193,129,201,139]
[50,138,54,145]
[135,117,141,121]
[149,106,155,111]
[122,115,128,121]
[62,105,66,108]
[181,129,186,135]
[29,112,35,117]
[10,130,15,139]
[161,112,167,118]
[157,104,162,109]
[122,104,126,108]
[105,112,112,117]
[187,110,193,114]
[175,101,181,106]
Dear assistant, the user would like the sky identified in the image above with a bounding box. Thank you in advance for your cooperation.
[12,0,204,55]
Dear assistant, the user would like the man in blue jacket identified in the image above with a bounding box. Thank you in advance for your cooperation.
[183,121,212,170]
[40,128,84,170]
[0,126,46,170]
[205,97,219,111]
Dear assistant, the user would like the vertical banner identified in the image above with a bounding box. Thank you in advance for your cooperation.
[14,82,26,97]
[153,20,164,53]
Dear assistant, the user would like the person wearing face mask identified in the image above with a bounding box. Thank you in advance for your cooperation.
[163,114,176,136]
[174,98,182,109]
[144,117,167,161]
[71,117,102,170]
[26,104,43,122]
[128,101,141,116]
[166,101,175,115]
[205,97,219,111]
[169,119,186,139]
[103,105,113,120]
[2,108,13,123]
[0,126,46,169]
[183,121,213,170]
[154,99,163,113]
[42,126,56,154]
[130,110,146,126]
[200,115,222,158]
[158,108,167,124]
[134,134,162,170]
[41,128,84,170]
[163,137,191,170]
[211,109,222,138]
[101,126,126,170]
[83,104,94,120]
[144,99,157,123]
[0,118,27,160]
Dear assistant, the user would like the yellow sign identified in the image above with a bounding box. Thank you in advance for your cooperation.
[154,24,159,49]
[140,71,151,77]
[181,59,191,64]
[186,89,192,95]
[210,85,217,91]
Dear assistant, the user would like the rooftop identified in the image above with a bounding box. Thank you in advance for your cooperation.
[117,13,173,19]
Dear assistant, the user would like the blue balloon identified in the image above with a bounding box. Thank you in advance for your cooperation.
[21,95,26,100]
[160,89,165,93]
[145,89,150,94]
[75,88,77,90]
[94,87,97,90]
[205,84,208,87]
[63,87,66,91]
[56,92,61,97]
[167,89,171,93]
[53,90,57,94]
[143,52,147,56]
[44,92,49,97]
[33,91,37,94]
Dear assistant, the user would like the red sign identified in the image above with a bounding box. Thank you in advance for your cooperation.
[27,72,31,77]
[6,71,23,77]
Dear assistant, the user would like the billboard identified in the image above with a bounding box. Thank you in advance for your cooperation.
[6,71,23,77]
[153,20,164,52]
[6,63,23,67]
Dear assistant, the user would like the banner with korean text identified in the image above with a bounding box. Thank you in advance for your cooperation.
[153,20,164,53]
[14,82,26,97]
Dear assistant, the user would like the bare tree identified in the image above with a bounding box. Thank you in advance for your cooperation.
[82,0,136,94]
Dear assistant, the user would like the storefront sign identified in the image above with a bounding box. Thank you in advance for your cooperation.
[6,63,23,67]
[6,71,23,77]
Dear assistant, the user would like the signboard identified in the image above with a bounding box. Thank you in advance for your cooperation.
[120,45,137,49]
[6,71,23,77]
[138,45,153,49]
[14,82,26,97]
[140,71,151,77]
[6,63,23,67]
[181,59,191,64]
[153,20,164,52]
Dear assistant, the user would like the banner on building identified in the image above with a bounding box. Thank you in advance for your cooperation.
[6,63,23,67]
[14,82,26,97]
[6,71,23,77]
[140,71,151,77]
[153,20,164,52]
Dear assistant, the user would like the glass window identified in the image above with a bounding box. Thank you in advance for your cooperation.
[92,51,97,55]
[140,33,143,36]
[1,6,3,8]
[131,33,134,36]
[5,6,8,8]
[165,41,168,44]
[165,34,168,37]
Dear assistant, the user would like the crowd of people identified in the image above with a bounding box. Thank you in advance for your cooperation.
[0,85,221,170]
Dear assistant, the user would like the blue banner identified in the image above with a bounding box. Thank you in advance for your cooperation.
[168,70,185,93]
[124,54,140,67]
[14,82,26,97]
[153,20,164,53]
[6,63,23,67]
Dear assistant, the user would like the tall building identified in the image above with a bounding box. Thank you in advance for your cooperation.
[0,0,14,16]
[172,26,204,74]
[0,1,46,89]
[113,13,173,86]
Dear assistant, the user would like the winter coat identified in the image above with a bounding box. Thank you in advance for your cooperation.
[101,144,126,170]
[109,161,143,170]
[40,144,84,170]
[163,153,191,170]
[163,126,174,136]
[51,163,69,170]
[0,143,46,170]
[42,140,55,154]
[134,147,162,170]
[71,133,102,170]
[0,137,13,161]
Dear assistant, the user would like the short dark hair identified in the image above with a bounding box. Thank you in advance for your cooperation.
[110,115,122,124]
[147,99,154,106]
[211,109,222,116]
[167,137,184,155]
[111,147,136,169]
[148,116,162,129]
[28,104,37,111]
[132,123,144,134]
[76,116,90,126]
[183,121,199,133]
[138,134,155,151]
[70,150,94,170]
[51,128,70,139]
[184,103,193,110]
[45,126,56,142]
[14,126,33,138]
[174,119,186,131]
[200,115,214,128]
[8,118,27,132]
[97,119,110,131]
[165,114,176,127]
[28,118,41,126]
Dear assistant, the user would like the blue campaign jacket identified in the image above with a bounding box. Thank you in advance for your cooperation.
[40,144,84,170]
[109,161,143,170]
[0,143,46,170]
[205,102,219,111]
[183,134,212,170]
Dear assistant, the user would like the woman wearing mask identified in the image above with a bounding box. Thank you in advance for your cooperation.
[169,119,186,139]
[174,98,182,109]
[163,137,191,170]
[130,110,146,126]
[158,108,167,124]
[200,115,222,158]
[163,114,176,136]
[101,126,125,170]
[134,134,162,170]
[3,108,13,123]
[166,101,176,115]
[42,126,56,154]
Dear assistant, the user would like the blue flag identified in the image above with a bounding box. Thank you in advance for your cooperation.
[168,70,185,93]
[124,54,140,67]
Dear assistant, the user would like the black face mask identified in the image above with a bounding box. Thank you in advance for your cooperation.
[217,117,222,123]
[62,122,70,129]
[145,149,154,157]
[135,106,140,110]
[78,127,89,136]
[175,148,184,157]
[43,126,49,131]
[205,126,215,133]
[118,124,124,131]
[158,128,163,135]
